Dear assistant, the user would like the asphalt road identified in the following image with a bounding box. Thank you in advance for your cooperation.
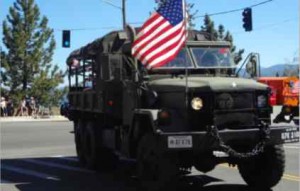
[1,110,299,191]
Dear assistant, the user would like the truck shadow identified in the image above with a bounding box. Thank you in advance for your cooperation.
[1,157,272,191]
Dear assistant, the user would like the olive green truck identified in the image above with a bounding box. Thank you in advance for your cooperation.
[62,28,299,189]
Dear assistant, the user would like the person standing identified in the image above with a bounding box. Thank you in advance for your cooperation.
[30,97,37,118]
[6,98,14,116]
[20,97,28,116]
[1,97,7,116]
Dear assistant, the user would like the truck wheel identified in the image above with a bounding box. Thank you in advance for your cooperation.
[194,152,217,173]
[75,120,86,165]
[83,121,98,169]
[293,119,299,125]
[83,121,118,171]
[238,145,285,188]
[137,133,179,191]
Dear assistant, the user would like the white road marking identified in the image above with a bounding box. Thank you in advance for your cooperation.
[0,179,13,184]
[22,159,94,174]
[1,164,59,181]
[284,145,300,149]
[51,155,79,162]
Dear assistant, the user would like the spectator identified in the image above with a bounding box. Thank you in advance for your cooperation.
[20,97,28,116]
[1,97,7,117]
[6,98,14,116]
[29,96,37,118]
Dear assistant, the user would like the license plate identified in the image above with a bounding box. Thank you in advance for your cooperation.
[281,127,299,143]
[168,136,192,148]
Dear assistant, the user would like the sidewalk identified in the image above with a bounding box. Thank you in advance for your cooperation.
[0,115,69,123]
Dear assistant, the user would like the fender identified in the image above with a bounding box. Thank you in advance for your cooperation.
[128,109,159,158]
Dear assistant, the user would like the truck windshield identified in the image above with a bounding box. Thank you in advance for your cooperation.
[191,47,234,68]
[158,48,193,68]
[153,47,234,69]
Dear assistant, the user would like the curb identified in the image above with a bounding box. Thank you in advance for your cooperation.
[0,115,69,123]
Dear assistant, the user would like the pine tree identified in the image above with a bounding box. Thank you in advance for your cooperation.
[201,15,218,40]
[201,15,244,65]
[2,0,64,105]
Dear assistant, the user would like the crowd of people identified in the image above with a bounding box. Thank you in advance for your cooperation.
[0,96,37,117]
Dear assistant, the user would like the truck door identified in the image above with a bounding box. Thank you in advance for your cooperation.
[121,56,138,127]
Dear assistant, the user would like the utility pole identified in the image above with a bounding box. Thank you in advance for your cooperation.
[102,0,126,30]
[122,0,126,30]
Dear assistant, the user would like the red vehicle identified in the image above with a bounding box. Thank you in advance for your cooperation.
[258,77,299,125]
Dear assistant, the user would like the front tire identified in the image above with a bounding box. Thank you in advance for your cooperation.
[293,118,299,125]
[238,145,285,188]
[137,133,179,191]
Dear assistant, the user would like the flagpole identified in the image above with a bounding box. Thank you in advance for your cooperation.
[183,0,189,112]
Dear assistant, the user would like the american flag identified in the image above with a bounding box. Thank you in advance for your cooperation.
[132,0,187,69]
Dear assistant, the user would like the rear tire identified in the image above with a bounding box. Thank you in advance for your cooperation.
[238,145,285,188]
[82,121,118,171]
[75,120,86,165]
[83,121,98,169]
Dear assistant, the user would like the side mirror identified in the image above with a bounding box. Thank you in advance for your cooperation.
[236,53,260,78]
[246,55,258,78]
[146,90,158,106]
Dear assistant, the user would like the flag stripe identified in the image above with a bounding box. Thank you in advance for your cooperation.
[140,23,186,64]
[147,30,186,68]
[132,0,187,69]
[132,18,168,55]
[133,21,172,57]
[135,13,161,38]
[133,14,165,46]
[135,21,184,60]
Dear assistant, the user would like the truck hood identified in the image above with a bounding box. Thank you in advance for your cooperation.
[149,77,268,92]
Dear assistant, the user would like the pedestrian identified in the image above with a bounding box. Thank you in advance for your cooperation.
[6,98,14,116]
[20,97,28,116]
[1,97,8,117]
[30,96,37,118]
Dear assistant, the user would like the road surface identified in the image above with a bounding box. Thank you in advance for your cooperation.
[1,112,299,191]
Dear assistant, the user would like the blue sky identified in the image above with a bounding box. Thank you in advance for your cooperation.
[1,0,299,75]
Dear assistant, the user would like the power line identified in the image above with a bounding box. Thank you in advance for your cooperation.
[54,27,119,32]
[101,0,122,10]
[195,0,274,18]
[54,0,276,32]
[232,17,297,35]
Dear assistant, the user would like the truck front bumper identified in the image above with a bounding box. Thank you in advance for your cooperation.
[157,125,299,152]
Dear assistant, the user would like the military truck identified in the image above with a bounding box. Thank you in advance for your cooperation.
[63,27,299,189]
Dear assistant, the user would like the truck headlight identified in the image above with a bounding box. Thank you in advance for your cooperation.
[257,95,267,108]
[191,97,203,110]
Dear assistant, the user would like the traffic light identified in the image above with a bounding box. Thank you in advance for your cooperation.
[62,30,71,48]
[242,8,252,32]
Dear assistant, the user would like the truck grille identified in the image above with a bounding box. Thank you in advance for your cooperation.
[215,92,254,110]
[188,92,256,131]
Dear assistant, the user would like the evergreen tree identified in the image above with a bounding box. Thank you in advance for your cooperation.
[186,3,198,30]
[201,15,218,40]
[201,14,244,65]
[2,0,64,105]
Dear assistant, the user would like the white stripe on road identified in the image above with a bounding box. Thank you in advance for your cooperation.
[22,159,94,174]
[284,145,300,149]
[1,164,59,181]
[0,179,13,184]
[51,155,79,162]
